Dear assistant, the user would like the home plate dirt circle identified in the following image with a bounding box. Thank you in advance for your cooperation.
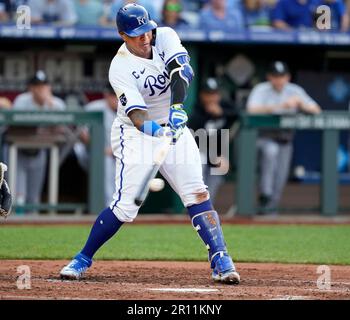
[1,260,350,300]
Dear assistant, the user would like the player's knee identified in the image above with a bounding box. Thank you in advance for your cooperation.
[182,189,210,207]
[110,205,138,223]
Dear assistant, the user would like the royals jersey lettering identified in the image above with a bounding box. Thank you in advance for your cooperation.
[109,27,188,126]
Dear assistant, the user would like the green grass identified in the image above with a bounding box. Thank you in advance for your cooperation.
[0,224,350,265]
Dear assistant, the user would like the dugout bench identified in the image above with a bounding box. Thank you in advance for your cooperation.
[236,111,350,216]
[0,110,104,215]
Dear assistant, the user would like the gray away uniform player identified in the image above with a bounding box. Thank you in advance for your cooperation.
[60,3,240,284]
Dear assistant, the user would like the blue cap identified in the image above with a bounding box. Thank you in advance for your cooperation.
[116,3,157,37]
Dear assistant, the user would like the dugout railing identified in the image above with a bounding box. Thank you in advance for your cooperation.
[237,111,350,216]
[0,110,104,215]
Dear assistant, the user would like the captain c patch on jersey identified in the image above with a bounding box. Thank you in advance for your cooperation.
[119,93,128,106]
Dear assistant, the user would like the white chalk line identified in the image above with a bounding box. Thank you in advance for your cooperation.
[47,279,101,284]
[47,280,221,294]
[148,288,219,293]
[270,295,311,300]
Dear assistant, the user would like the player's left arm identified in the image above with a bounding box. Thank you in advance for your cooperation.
[167,54,194,107]
[166,54,194,137]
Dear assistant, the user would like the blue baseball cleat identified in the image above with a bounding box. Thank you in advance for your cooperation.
[211,252,240,284]
[60,253,92,280]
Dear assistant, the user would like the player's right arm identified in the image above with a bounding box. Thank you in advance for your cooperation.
[128,109,148,129]
[128,109,170,138]
[109,61,170,138]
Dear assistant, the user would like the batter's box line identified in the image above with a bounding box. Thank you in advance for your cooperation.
[246,278,350,287]
[46,279,226,293]
[306,288,350,294]
[270,295,312,300]
[46,278,106,285]
[147,288,220,293]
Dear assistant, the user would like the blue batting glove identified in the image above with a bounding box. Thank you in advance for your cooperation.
[168,104,188,131]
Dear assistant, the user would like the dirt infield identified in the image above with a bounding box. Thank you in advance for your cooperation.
[0,260,349,300]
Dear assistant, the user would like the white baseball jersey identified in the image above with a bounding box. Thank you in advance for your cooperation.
[108,27,207,223]
[109,27,188,126]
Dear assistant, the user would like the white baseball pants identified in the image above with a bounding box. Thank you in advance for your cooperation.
[109,119,208,222]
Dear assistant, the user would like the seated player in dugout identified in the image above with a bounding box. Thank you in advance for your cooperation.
[60,3,240,284]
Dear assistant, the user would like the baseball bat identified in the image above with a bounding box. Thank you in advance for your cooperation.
[134,135,172,206]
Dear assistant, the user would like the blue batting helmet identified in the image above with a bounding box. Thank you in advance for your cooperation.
[116,3,157,37]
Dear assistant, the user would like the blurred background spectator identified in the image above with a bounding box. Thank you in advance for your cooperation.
[74,0,104,26]
[188,77,238,203]
[0,96,11,109]
[149,0,164,20]
[0,0,10,22]
[242,0,277,29]
[99,0,115,26]
[199,0,245,31]
[159,0,189,28]
[246,61,321,215]
[74,84,118,207]
[314,0,349,31]
[1,0,350,33]
[271,0,350,31]
[0,0,28,22]
[28,0,77,25]
[10,70,66,213]
[271,0,316,30]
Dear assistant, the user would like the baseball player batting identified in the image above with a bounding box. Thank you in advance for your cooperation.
[60,3,240,285]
